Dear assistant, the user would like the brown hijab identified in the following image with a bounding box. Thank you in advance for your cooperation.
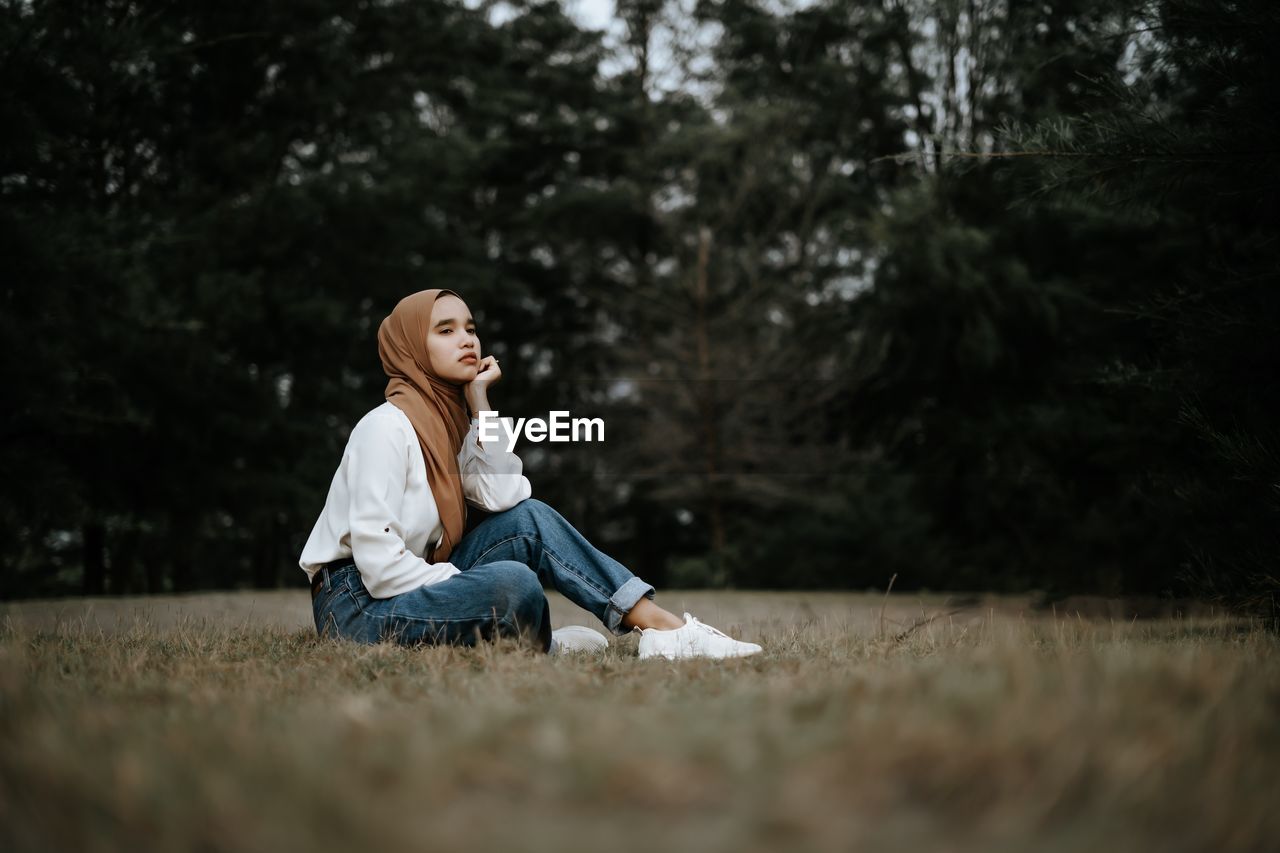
[377,289,471,562]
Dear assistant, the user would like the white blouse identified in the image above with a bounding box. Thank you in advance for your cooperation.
[299,402,531,598]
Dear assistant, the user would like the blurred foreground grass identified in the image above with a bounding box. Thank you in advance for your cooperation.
[1,591,1276,853]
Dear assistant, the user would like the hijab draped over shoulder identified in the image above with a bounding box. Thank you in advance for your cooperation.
[377,289,471,562]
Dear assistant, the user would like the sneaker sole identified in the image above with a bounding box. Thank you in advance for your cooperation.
[551,625,609,654]
[638,645,763,660]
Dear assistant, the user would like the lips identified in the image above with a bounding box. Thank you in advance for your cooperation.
[459,354,478,364]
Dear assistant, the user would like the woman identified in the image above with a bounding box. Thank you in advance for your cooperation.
[299,288,762,659]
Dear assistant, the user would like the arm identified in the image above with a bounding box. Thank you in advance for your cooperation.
[459,354,532,510]
[460,414,532,511]
[347,414,460,598]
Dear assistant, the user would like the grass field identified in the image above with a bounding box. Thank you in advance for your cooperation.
[1,590,1276,853]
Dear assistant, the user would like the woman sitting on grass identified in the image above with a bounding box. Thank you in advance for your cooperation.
[299,288,761,659]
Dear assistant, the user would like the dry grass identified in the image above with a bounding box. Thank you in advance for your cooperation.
[0,591,1276,853]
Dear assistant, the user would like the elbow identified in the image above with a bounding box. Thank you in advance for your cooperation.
[465,475,532,512]
[491,477,533,512]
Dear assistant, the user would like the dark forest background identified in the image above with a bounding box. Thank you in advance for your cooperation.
[2,0,1276,610]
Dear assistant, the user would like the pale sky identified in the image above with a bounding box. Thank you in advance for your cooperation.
[462,0,621,35]
[566,0,616,30]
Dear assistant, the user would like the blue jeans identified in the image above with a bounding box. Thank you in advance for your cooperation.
[311,499,655,652]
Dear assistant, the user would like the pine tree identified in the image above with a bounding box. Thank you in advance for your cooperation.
[1007,0,1280,614]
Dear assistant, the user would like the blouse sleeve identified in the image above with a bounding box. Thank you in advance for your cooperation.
[346,414,460,598]
[459,414,532,512]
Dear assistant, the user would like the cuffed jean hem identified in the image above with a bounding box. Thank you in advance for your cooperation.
[604,576,656,635]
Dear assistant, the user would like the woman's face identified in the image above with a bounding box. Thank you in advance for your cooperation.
[426,294,481,384]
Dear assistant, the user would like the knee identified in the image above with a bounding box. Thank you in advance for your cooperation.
[486,560,545,613]
[512,498,559,525]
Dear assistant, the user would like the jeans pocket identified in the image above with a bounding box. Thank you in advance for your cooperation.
[342,574,372,612]
[318,584,366,639]
[313,590,340,638]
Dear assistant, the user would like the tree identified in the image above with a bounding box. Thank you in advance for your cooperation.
[0,0,629,596]
[581,0,915,586]
[1008,0,1280,613]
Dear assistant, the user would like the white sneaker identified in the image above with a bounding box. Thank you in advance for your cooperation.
[549,625,609,655]
[637,613,763,660]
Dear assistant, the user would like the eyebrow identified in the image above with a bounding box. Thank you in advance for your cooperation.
[432,316,476,329]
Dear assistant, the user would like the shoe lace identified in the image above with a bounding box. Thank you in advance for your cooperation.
[687,615,733,640]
